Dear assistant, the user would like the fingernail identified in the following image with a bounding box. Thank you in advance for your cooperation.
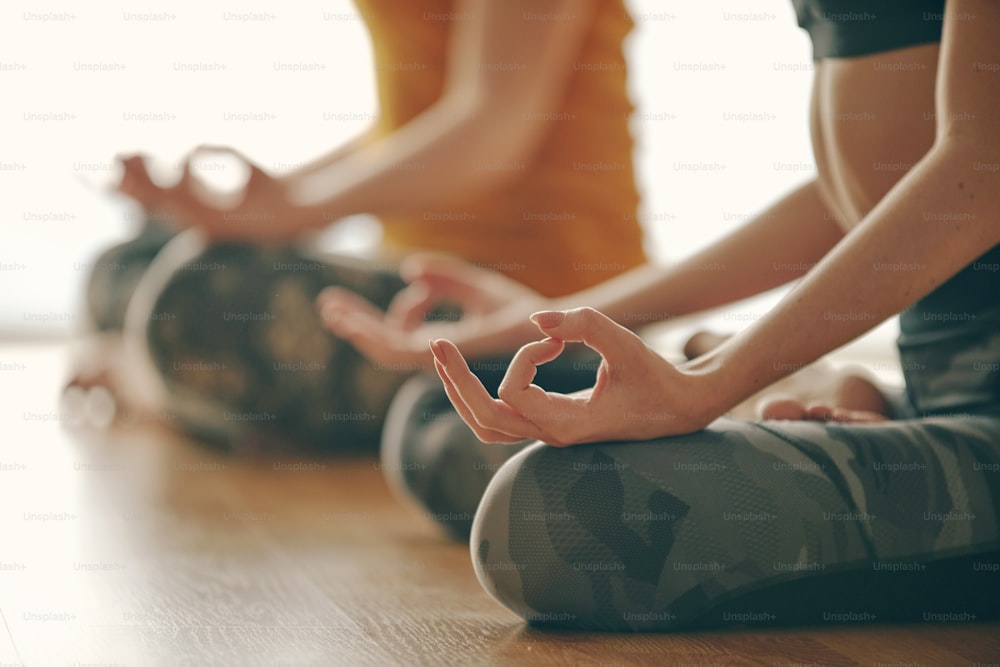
[530,311,565,329]
[429,339,445,362]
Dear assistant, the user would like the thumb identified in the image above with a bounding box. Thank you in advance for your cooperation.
[399,253,493,310]
[188,144,269,190]
[384,281,436,331]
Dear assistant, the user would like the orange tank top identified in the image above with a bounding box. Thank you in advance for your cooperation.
[354,0,646,297]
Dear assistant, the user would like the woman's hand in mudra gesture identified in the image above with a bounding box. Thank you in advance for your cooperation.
[430,307,719,446]
[115,147,307,243]
[317,253,548,370]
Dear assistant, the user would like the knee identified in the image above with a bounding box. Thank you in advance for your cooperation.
[469,444,547,623]
[469,427,753,631]
[379,375,457,513]
[85,235,170,332]
[123,230,212,352]
[381,375,516,539]
[121,232,280,411]
[125,235,300,373]
[471,443,640,629]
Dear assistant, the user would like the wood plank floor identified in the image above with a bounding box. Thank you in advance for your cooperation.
[1,341,998,666]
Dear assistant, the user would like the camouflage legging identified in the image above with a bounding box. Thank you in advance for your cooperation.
[469,414,1000,631]
[383,303,1000,630]
[86,220,409,452]
[85,220,599,454]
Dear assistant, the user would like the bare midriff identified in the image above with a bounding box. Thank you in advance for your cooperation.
[810,44,939,231]
[810,43,940,231]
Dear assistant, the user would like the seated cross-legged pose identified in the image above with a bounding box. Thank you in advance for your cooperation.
[74,0,643,451]
[322,0,1000,629]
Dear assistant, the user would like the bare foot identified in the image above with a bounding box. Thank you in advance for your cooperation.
[759,374,890,423]
[682,329,892,424]
[63,332,161,429]
[63,333,126,428]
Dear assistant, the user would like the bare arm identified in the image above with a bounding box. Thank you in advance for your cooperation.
[281,127,376,181]
[319,178,848,364]
[116,0,597,240]
[694,0,1000,414]
[552,179,846,327]
[428,0,1000,446]
[286,0,598,225]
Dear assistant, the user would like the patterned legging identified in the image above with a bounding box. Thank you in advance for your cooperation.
[89,222,1000,631]
[381,301,1000,630]
[84,221,597,453]
[468,414,1000,630]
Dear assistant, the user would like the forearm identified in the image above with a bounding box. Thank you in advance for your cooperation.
[693,140,1000,413]
[277,0,596,232]
[281,127,376,181]
[553,179,845,327]
[281,92,544,230]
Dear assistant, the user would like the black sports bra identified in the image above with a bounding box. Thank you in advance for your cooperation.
[792,0,945,59]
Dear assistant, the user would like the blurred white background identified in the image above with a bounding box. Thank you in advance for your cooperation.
[0,0,898,356]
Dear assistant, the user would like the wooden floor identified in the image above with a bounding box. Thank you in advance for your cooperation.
[1,342,998,666]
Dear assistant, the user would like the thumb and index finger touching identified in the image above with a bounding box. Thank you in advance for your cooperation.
[528,307,640,365]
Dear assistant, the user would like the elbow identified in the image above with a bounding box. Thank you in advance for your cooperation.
[936,115,1000,160]
[927,127,1000,245]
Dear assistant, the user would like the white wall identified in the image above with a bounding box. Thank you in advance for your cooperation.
[0,0,898,359]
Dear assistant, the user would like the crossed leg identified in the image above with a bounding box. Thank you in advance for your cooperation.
[472,414,1000,630]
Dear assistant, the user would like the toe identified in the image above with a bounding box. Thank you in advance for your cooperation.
[828,407,889,423]
[805,404,836,421]
[833,374,890,415]
[759,398,809,421]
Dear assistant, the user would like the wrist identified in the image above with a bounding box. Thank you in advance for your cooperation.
[280,173,353,229]
[679,352,741,425]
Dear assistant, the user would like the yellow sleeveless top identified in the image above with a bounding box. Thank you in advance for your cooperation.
[355,0,646,297]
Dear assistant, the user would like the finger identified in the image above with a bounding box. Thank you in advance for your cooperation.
[432,357,524,444]
[529,307,642,365]
[320,306,397,356]
[338,316,431,368]
[317,286,385,328]
[431,346,528,444]
[319,287,435,367]
[190,144,268,187]
[140,158,220,233]
[400,253,507,311]
[384,281,435,331]
[433,339,546,442]
[497,338,564,405]
[332,314,397,353]
[115,155,161,207]
[758,397,809,421]
[317,287,388,341]
[496,338,592,438]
